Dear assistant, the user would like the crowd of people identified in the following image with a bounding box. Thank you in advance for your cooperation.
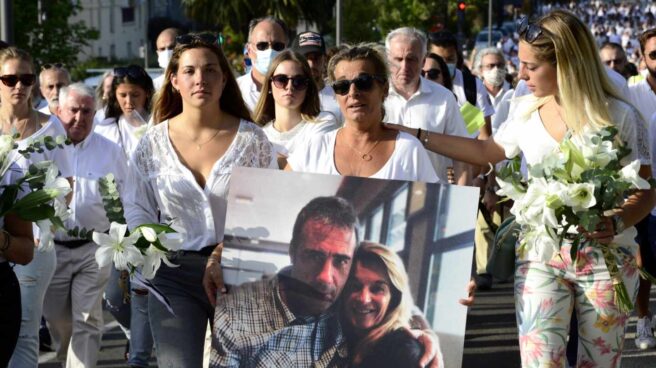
[0,6,655,368]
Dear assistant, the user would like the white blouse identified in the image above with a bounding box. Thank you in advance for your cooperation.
[12,115,73,177]
[94,115,148,160]
[124,119,276,251]
[262,112,338,157]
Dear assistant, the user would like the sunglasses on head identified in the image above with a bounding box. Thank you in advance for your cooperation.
[331,74,385,96]
[517,16,543,43]
[41,63,64,71]
[255,41,286,52]
[421,68,441,80]
[271,75,310,90]
[0,74,36,87]
[175,33,219,46]
[113,65,148,80]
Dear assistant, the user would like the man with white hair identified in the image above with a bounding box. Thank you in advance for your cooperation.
[383,27,469,185]
[42,83,128,368]
[38,64,71,115]
[473,47,513,134]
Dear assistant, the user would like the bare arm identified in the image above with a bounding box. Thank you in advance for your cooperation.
[2,213,34,265]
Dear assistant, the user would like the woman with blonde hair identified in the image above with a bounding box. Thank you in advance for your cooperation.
[386,9,652,367]
[253,50,337,168]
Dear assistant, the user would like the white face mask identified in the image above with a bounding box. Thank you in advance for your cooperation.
[483,67,507,87]
[157,49,173,70]
[253,49,280,75]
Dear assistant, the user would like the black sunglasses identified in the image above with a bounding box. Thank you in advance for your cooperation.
[517,17,543,43]
[421,68,441,80]
[255,41,286,52]
[0,74,36,87]
[113,66,148,80]
[41,63,64,71]
[271,75,310,90]
[332,74,386,96]
[175,33,219,46]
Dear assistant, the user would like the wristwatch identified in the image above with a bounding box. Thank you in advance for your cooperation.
[611,214,625,235]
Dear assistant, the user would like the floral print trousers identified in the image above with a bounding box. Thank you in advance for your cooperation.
[514,244,639,368]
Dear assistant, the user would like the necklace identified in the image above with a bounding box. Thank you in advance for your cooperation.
[192,128,221,150]
[342,131,381,161]
[1,110,38,139]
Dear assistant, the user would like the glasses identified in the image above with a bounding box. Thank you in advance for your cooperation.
[517,16,543,43]
[41,63,64,71]
[255,41,286,52]
[421,68,441,80]
[0,74,36,87]
[114,66,148,80]
[271,75,310,90]
[175,33,219,46]
[331,74,385,96]
[648,51,656,61]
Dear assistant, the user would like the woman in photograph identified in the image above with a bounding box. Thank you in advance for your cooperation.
[0,46,73,368]
[95,64,154,158]
[341,242,443,368]
[124,32,275,367]
[285,43,438,183]
[253,50,337,168]
[386,10,652,367]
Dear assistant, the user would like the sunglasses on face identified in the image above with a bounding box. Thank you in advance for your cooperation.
[41,63,64,71]
[517,16,543,43]
[175,33,219,46]
[255,41,286,52]
[0,74,36,87]
[271,74,310,90]
[421,68,441,80]
[113,66,148,80]
[331,74,385,96]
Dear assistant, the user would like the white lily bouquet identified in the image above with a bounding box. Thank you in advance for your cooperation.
[495,126,654,312]
[0,134,72,250]
[92,174,183,279]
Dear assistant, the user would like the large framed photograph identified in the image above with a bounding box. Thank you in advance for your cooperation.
[220,167,479,367]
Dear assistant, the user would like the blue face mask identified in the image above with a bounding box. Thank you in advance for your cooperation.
[253,49,280,75]
[446,63,457,78]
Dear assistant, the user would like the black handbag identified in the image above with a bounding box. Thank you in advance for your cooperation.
[486,215,521,281]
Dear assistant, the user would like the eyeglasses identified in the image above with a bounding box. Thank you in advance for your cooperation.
[175,33,219,46]
[648,51,656,61]
[41,63,64,71]
[271,75,310,90]
[421,68,441,80]
[0,74,36,87]
[255,41,286,52]
[113,65,148,80]
[331,74,385,96]
[517,16,543,43]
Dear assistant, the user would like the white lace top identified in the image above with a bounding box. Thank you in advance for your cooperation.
[124,119,276,251]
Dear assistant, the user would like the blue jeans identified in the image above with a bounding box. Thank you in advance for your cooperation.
[9,247,57,368]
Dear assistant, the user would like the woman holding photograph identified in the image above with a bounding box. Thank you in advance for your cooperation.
[386,10,653,367]
[285,43,438,183]
[124,32,274,367]
[253,50,337,168]
[341,242,443,368]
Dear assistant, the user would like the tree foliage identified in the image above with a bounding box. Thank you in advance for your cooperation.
[11,0,99,69]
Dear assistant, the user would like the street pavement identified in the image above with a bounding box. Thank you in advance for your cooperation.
[39,281,656,367]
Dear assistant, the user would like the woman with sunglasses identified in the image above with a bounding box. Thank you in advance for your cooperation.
[253,50,337,168]
[387,10,653,367]
[95,64,154,159]
[422,53,453,92]
[0,47,73,368]
[123,32,274,367]
[285,43,437,183]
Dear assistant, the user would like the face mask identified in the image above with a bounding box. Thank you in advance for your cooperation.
[157,49,173,70]
[446,63,457,78]
[483,68,507,87]
[253,49,280,75]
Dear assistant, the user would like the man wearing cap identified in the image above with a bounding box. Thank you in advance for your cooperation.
[291,31,343,124]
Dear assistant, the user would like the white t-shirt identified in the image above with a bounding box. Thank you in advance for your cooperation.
[262,112,338,157]
[628,78,655,125]
[236,72,260,112]
[384,77,467,182]
[287,129,439,183]
[318,85,344,125]
[94,115,148,160]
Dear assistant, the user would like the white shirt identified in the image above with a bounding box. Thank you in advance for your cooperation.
[236,73,261,112]
[262,112,337,158]
[318,85,344,125]
[384,77,467,182]
[287,129,439,183]
[55,132,129,240]
[452,69,495,120]
[628,78,656,125]
[94,115,148,160]
[153,74,165,92]
[124,119,276,251]
[13,115,73,178]
[489,82,515,135]
[38,104,52,115]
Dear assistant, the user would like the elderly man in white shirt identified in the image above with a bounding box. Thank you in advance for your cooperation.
[383,27,469,184]
[236,16,289,111]
[38,64,71,115]
[42,83,128,368]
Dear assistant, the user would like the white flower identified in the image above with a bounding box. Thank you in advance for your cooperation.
[495,177,525,201]
[0,134,14,156]
[579,132,617,168]
[140,232,183,279]
[42,162,71,199]
[93,222,143,270]
[36,219,55,251]
[158,232,184,251]
[54,135,67,145]
[563,182,597,212]
[140,227,158,243]
[619,160,650,190]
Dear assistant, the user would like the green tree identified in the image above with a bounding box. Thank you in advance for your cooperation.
[12,0,99,69]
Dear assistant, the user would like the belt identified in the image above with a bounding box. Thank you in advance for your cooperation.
[176,245,215,257]
[54,239,90,249]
